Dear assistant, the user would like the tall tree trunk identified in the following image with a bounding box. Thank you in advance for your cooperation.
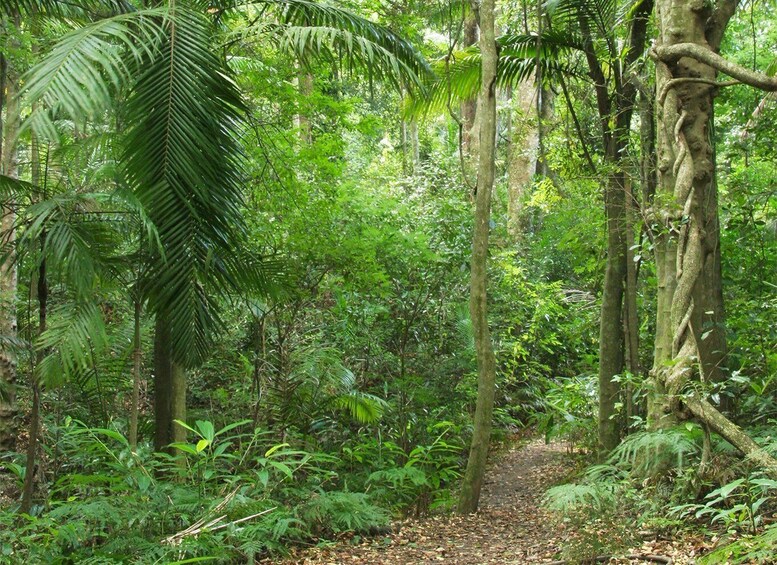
[409,119,420,172]
[153,316,186,454]
[506,77,539,240]
[458,0,497,515]
[170,362,186,446]
[153,317,172,452]
[129,299,142,450]
[21,252,45,513]
[650,0,777,474]
[297,68,313,144]
[598,171,627,453]
[0,50,19,452]
[581,0,651,453]
[698,111,728,408]
[20,132,45,513]
[623,179,640,428]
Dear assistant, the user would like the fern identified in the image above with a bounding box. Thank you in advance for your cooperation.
[608,426,701,478]
[544,482,618,515]
[298,490,389,534]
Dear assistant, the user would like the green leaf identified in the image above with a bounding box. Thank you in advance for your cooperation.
[169,442,198,455]
[265,443,290,457]
[195,421,215,443]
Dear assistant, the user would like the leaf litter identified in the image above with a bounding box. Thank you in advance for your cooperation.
[274,439,731,564]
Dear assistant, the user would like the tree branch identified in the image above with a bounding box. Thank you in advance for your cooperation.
[653,43,777,91]
[706,0,738,51]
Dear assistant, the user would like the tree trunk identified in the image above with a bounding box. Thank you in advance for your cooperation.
[409,119,420,172]
[506,77,539,240]
[20,130,45,513]
[582,0,652,453]
[153,317,172,452]
[21,253,46,513]
[129,299,142,450]
[458,0,497,515]
[650,0,777,474]
[170,362,186,446]
[461,11,478,154]
[297,69,313,144]
[0,51,19,452]
[153,316,186,454]
[623,178,641,424]
[598,171,627,453]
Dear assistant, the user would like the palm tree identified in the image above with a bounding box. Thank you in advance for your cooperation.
[3,0,432,458]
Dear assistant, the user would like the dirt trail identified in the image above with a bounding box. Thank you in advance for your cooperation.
[282,439,572,564]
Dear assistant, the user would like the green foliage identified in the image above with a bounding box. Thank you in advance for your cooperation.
[671,473,777,534]
[534,375,598,450]
[298,490,389,535]
[543,469,640,561]
[608,426,701,479]
[699,524,777,565]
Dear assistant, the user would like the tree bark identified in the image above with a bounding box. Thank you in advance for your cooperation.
[170,362,186,445]
[649,0,777,475]
[458,0,497,515]
[153,316,187,455]
[598,171,627,453]
[129,299,142,450]
[21,249,46,513]
[153,317,172,452]
[506,77,539,240]
[297,69,313,144]
[20,131,45,513]
[461,11,478,154]
[0,49,19,452]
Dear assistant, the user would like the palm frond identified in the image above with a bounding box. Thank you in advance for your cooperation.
[241,0,432,92]
[332,391,387,423]
[122,7,247,366]
[407,30,580,117]
[2,0,134,18]
[36,300,108,388]
[21,8,168,138]
[545,0,617,41]
[16,193,120,297]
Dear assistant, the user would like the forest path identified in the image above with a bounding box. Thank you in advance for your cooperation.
[280,438,573,564]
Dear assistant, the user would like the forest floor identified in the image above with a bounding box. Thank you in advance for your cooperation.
[276,437,714,564]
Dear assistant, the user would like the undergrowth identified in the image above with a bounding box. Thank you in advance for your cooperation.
[543,423,777,562]
[0,417,462,562]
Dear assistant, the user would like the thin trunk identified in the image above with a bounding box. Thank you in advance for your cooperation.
[297,69,313,144]
[0,50,19,451]
[409,119,420,172]
[21,255,46,513]
[588,0,652,454]
[458,0,497,514]
[698,109,728,408]
[170,362,186,446]
[401,119,408,176]
[623,179,640,428]
[461,11,478,154]
[153,315,185,458]
[20,131,44,513]
[153,317,172,452]
[598,171,627,453]
[129,299,142,450]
